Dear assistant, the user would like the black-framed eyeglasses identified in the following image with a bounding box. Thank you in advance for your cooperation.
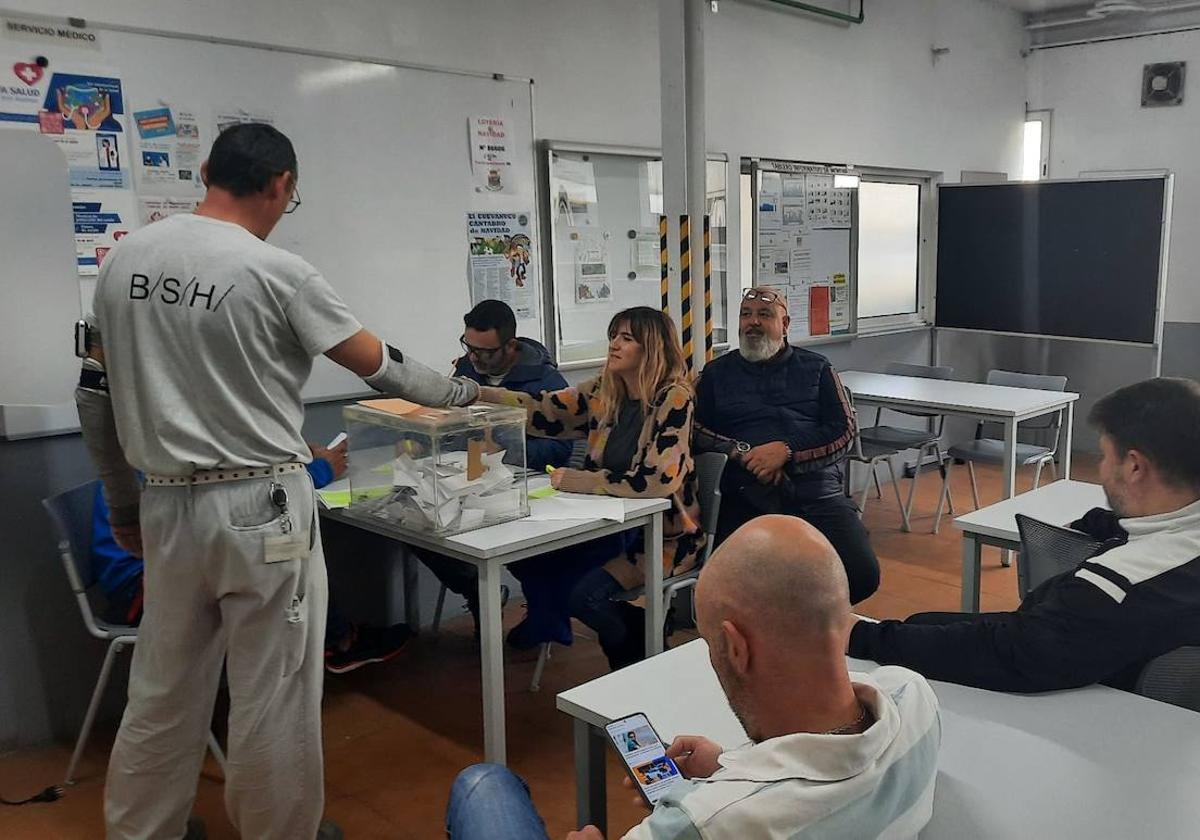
[459,335,505,359]
[742,288,783,306]
[284,185,301,215]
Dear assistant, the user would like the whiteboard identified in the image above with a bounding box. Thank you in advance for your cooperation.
[1,23,540,421]
[751,159,857,343]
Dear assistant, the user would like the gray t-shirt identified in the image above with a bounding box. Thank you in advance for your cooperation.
[92,213,362,475]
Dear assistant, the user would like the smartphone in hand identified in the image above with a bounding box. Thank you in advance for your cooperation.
[605,712,683,808]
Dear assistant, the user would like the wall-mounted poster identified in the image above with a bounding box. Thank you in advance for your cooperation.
[467,211,538,322]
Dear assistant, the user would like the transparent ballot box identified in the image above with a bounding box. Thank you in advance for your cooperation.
[342,400,529,536]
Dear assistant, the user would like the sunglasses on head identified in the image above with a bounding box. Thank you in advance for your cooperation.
[742,289,784,306]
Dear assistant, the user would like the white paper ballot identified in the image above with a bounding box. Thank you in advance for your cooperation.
[526,493,626,523]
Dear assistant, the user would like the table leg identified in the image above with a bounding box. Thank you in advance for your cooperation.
[1062,402,1074,479]
[961,533,983,612]
[574,718,608,832]
[478,562,506,764]
[401,550,420,631]
[644,513,665,657]
[1000,418,1018,568]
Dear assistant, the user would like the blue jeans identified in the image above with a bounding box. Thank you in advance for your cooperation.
[446,764,550,840]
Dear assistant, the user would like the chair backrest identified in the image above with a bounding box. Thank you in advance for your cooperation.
[42,480,111,639]
[1135,646,1200,713]
[694,452,728,564]
[879,362,955,423]
[885,362,954,380]
[1015,514,1106,599]
[984,369,1068,434]
[42,480,100,593]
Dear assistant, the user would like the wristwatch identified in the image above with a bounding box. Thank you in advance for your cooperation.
[733,440,751,457]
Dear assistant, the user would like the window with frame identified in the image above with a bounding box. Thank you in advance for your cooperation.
[1023,110,1052,181]
[855,171,934,330]
[546,146,730,366]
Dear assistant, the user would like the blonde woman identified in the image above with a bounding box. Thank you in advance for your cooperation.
[480,306,701,670]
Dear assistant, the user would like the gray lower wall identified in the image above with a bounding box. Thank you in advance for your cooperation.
[1162,322,1200,381]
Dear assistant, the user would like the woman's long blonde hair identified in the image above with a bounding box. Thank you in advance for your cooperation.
[597,307,692,426]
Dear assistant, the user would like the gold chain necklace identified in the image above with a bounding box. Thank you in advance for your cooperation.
[825,702,871,735]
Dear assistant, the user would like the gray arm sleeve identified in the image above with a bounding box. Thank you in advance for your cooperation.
[364,343,479,407]
[75,357,141,526]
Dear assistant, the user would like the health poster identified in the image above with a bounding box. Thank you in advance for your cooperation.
[466,211,538,322]
[470,115,512,194]
[133,106,205,194]
[0,58,132,190]
[73,190,138,276]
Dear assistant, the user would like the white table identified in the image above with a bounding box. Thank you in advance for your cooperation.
[954,479,1107,611]
[839,371,1080,503]
[321,491,669,765]
[558,640,1200,839]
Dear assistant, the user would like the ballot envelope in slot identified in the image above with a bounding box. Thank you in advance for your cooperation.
[342,400,529,536]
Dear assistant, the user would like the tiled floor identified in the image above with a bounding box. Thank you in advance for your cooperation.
[0,458,1098,839]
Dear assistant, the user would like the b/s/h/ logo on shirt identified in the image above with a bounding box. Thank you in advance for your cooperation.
[128,272,235,312]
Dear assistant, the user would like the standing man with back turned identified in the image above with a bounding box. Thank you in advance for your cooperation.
[75,123,478,840]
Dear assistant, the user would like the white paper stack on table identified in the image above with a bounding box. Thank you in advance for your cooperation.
[526,492,626,523]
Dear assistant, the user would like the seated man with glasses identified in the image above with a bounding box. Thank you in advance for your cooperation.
[693,287,880,604]
[417,299,573,634]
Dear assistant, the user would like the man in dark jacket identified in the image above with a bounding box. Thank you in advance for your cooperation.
[420,299,572,632]
[694,287,879,603]
[849,377,1200,693]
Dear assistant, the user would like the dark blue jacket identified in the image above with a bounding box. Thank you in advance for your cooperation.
[453,337,572,472]
[694,345,854,501]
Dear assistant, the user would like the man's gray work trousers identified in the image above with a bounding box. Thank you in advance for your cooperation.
[105,468,327,840]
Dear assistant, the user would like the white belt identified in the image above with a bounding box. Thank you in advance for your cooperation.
[145,462,306,486]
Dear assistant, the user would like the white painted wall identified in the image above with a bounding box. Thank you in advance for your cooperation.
[1027,32,1200,323]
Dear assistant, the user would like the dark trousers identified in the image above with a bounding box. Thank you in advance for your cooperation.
[716,489,881,604]
[567,565,647,671]
[418,551,480,606]
[508,531,641,650]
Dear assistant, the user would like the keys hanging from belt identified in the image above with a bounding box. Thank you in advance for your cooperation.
[270,481,293,534]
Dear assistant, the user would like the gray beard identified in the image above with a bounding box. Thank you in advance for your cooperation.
[740,333,784,363]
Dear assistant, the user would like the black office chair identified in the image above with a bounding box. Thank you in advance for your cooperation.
[1014,513,1106,599]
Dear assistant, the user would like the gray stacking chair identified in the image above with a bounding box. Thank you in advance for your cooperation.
[1014,514,1107,600]
[857,363,956,532]
[42,480,227,784]
[532,451,728,691]
[844,385,912,531]
[934,370,1069,541]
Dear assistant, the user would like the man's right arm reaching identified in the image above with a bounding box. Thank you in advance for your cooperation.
[326,328,479,407]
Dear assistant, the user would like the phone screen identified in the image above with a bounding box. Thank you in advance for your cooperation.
[605,713,683,806]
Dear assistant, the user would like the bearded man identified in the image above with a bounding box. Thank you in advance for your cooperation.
[692,287,880,603]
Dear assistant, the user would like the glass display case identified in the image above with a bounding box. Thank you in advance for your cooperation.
[342,400,529,536]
